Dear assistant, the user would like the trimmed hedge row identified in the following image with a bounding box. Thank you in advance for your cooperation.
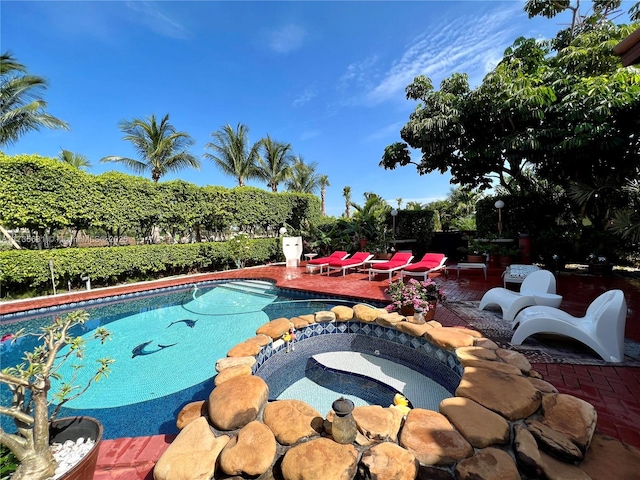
[0,238,280,296]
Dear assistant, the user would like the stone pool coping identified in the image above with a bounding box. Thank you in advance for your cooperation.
[154,303,639,480]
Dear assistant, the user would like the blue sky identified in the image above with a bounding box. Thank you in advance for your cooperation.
[0,1,606,217]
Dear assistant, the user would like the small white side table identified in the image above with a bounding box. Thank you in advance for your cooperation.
[454,262,487,280]
[533,292,563,308]
[304,253,318,262]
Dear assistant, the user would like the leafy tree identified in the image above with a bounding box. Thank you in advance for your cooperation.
[256,135,292,192]
[101,113,199,183]
[205,122,261,186]
[0,52,69,147]
[319,174,330,216]
[58,149,91,169]
[285,155,322,194]
[158,180,205,242]
[342,186,352,219]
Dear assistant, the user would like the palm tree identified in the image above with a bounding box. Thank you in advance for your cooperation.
[342,186,352,219]
[100,113,199,182]
[58,149,91,169]
[256,135,292,192]
[285,156,322,194]
[204,123,261,186]
[0,52,69,147]
[319,175,330,216]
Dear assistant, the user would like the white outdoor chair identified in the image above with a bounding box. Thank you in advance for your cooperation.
[282,236,303,267]
[478,270,558,322]
[511,290,628,363]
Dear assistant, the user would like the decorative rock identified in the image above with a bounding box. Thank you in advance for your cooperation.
[424,328,475,349]
[454,447,521,480]
[176,400,207,430]
[256,318,292,339]
[290,316,310,329]
[352,405,404,443]
[215,356,256,372]
[439,397,509,448]
[539,450,591,480]
[359,442,419,480]
[456,367,541,421]
[458,358,523,376]
[513,424,543,478]
[332,305,354,321]
[528,369,543,379]
[399,409,473,466]
[244,334,272,346]
[227,341,262,357]
[449,327,484,338]
[526,377,558,394]
[426,320,442,328]
[218,421,277,477]
[416,465,455,479]
[376,313,405,327]
[154,417,229,480]
[263,399,323,445]
[208,375,269,430]
[496,349,532,373]
[396,321,434,337]
[353,304,384,322]
[281,437,358,480]
[214,364,253,387]
[455,346,498,362]
[298,313,316,324]
[579,433,640,480]
[315,310,337,322]
[474,337,499,349]
[540,393,597,452]
[526,420,584,462]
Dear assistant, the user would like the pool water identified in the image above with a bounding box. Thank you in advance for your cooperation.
[0,280,373,439]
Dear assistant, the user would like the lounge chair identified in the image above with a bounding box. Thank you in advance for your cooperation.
[400,253,448,281]
[368,252,414,280]
[478,270,559,322]
[306,251,350,274]
[325,252,374,277]
[512,290,627,363]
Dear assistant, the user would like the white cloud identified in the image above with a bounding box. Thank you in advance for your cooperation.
[357,4,521,105]
[300,130,321,141]
[365,121,406,142]
[270,24,306,53]
[339,55,379,89]
[293,87,318,107]
[126,1,189,39]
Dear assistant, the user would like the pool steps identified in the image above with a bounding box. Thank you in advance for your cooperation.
[215,280,278,297]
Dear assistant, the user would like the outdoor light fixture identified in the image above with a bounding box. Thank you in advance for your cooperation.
[331,397,357,444]
[391,209,398,235]
[494,200,505,237]
[279,227,287,236]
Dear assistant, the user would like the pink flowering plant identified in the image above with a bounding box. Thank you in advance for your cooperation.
[384,278,446,312]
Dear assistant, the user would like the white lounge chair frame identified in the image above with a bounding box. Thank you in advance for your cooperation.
[511,290,627,363]
[400,256,448,282]
[478,270,558,322]
[306,252,350,274]
[325,253,374,277]
[368,254,414,280]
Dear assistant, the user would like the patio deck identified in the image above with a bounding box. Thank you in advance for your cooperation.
[3,263,638,478]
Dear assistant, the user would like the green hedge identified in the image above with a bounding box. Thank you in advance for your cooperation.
[0,238,279,297]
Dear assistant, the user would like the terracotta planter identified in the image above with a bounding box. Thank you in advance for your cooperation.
[499,255,512,267]
[466,255,485,263]
[50,416,103,480]
[424,302,437,321]
[400,305,415,316]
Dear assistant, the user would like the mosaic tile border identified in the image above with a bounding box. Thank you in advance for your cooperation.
[254,321,463,397]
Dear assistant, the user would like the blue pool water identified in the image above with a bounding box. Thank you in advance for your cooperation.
[0,280,376,439]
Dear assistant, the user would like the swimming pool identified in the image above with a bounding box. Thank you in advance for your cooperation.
[0,280,379,439]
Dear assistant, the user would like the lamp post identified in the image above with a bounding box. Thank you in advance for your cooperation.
[391,209,398,235]
[279,226,287,236]
[494,200,505,238]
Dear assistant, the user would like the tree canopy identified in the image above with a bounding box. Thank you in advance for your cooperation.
[0,52,69,147]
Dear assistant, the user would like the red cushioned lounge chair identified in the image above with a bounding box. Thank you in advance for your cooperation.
[325,252,374,277]
[306,251,350,274]
[400,253,448,281]
[368,252,414,281]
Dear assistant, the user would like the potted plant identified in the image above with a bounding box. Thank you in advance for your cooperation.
[384,278,446,319]
[0,310,113,480]
[465,238,489,263]
[497,244,520,267]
